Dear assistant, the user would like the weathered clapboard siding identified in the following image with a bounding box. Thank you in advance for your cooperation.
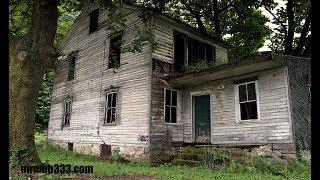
[48,3,152,152]
[151,16,229,64]
[271,54,311,150]
[179,67,293,144]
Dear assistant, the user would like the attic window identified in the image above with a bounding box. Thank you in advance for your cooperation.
[89,9,99,33]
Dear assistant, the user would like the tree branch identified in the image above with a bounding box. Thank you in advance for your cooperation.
[294,8,311,56]
[180,0,207,32]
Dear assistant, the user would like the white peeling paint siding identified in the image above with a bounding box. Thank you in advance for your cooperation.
[48,3,152,150]
[180,67,293,144]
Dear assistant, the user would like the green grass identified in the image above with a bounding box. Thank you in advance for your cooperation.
[35,134,310,180]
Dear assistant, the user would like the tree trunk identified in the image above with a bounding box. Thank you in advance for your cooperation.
[294,9,311,56]
[212,0,222,40]
[9,0,59,165]
[284,0,294,54]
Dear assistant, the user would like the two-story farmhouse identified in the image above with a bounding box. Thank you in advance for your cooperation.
[48,1,311,162]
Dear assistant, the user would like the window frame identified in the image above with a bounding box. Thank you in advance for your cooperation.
[104,90,118,125]
[67,51,78,81]
[108,31,123,69]
[62,98,72,128]
[89,9,99,34]
[173,30,216,72]
[164,89,178,124]
[235,80,260,123]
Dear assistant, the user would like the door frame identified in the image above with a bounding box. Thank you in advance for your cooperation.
[190,90,213,143]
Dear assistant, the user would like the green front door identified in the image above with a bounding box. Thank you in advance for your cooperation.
[193,95,211,143]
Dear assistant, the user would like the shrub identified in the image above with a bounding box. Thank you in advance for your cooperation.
[110,147,129,163]
[252,156,288,176]
[202,147,229,170]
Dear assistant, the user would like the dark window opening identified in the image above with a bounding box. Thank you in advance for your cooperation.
[173,31,216,72]
[238,82,258,120]
[165,89,177,123]
[109,32,123,68]
[89,9,99,33]
[62,98,72,127]
[105,91,117,124]
[173,32,186,72]
[68,56,76,81]
[68,143,73,151]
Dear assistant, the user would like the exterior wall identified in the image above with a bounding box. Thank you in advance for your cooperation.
[48,2,152,159]
[179,67,294,145]
[272,54,311,151]
[151,16,229,65]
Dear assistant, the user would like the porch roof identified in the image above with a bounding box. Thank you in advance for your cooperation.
[168,52,284,86]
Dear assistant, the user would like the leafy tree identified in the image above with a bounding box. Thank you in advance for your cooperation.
[258,0,311,57]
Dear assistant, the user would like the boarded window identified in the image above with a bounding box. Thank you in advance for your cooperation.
[236,82,259,120]
[165,89,178,123]
[109,32,123,68]
[68,56,76,81]
[105,91,117,124]
[89,9,99,33]
[62,98,72,127]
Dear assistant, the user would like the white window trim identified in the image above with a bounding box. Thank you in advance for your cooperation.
[104,90,118,125]
[234,80,261,123]
[164,88,179,124]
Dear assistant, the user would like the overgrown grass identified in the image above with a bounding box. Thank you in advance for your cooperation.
[34,134,310,179]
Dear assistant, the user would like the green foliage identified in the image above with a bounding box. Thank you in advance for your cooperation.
[36,138,311,179]
[252,156,287,176]
[35,68,54,132]
[183,60,213,72]
[9,0,32,37]
[122,26,159,53]
[110,147,129,163]
[202,147,229,169]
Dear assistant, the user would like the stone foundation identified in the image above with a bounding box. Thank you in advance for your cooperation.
[249,143,296,160]
[49,141,149,161]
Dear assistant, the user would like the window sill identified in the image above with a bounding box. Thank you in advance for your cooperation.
[164,122,180,126]
[102,123,117,126]
[237,119,261,124]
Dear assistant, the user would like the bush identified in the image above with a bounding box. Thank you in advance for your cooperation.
[110,147,129,163]
[202,147,229,170]
[252,156,287,176]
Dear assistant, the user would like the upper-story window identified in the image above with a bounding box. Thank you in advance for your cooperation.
[173,31,216,72]
[165,89,178,123]
[89,9,99,33]
[62,97,72,127]
[109,32,123,68]
[68,52,77,81]
[235,78,260,122]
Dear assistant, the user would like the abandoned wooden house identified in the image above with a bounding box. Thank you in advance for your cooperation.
[48,1,311,162]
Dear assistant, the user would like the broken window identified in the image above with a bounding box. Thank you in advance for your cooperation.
[109,32,123,68]
[68,55,76,81]
[105,91,117,124]
[89,9,99,33]
[165,89,177,123]
[236,81,259,121]
[62,98,72,127]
